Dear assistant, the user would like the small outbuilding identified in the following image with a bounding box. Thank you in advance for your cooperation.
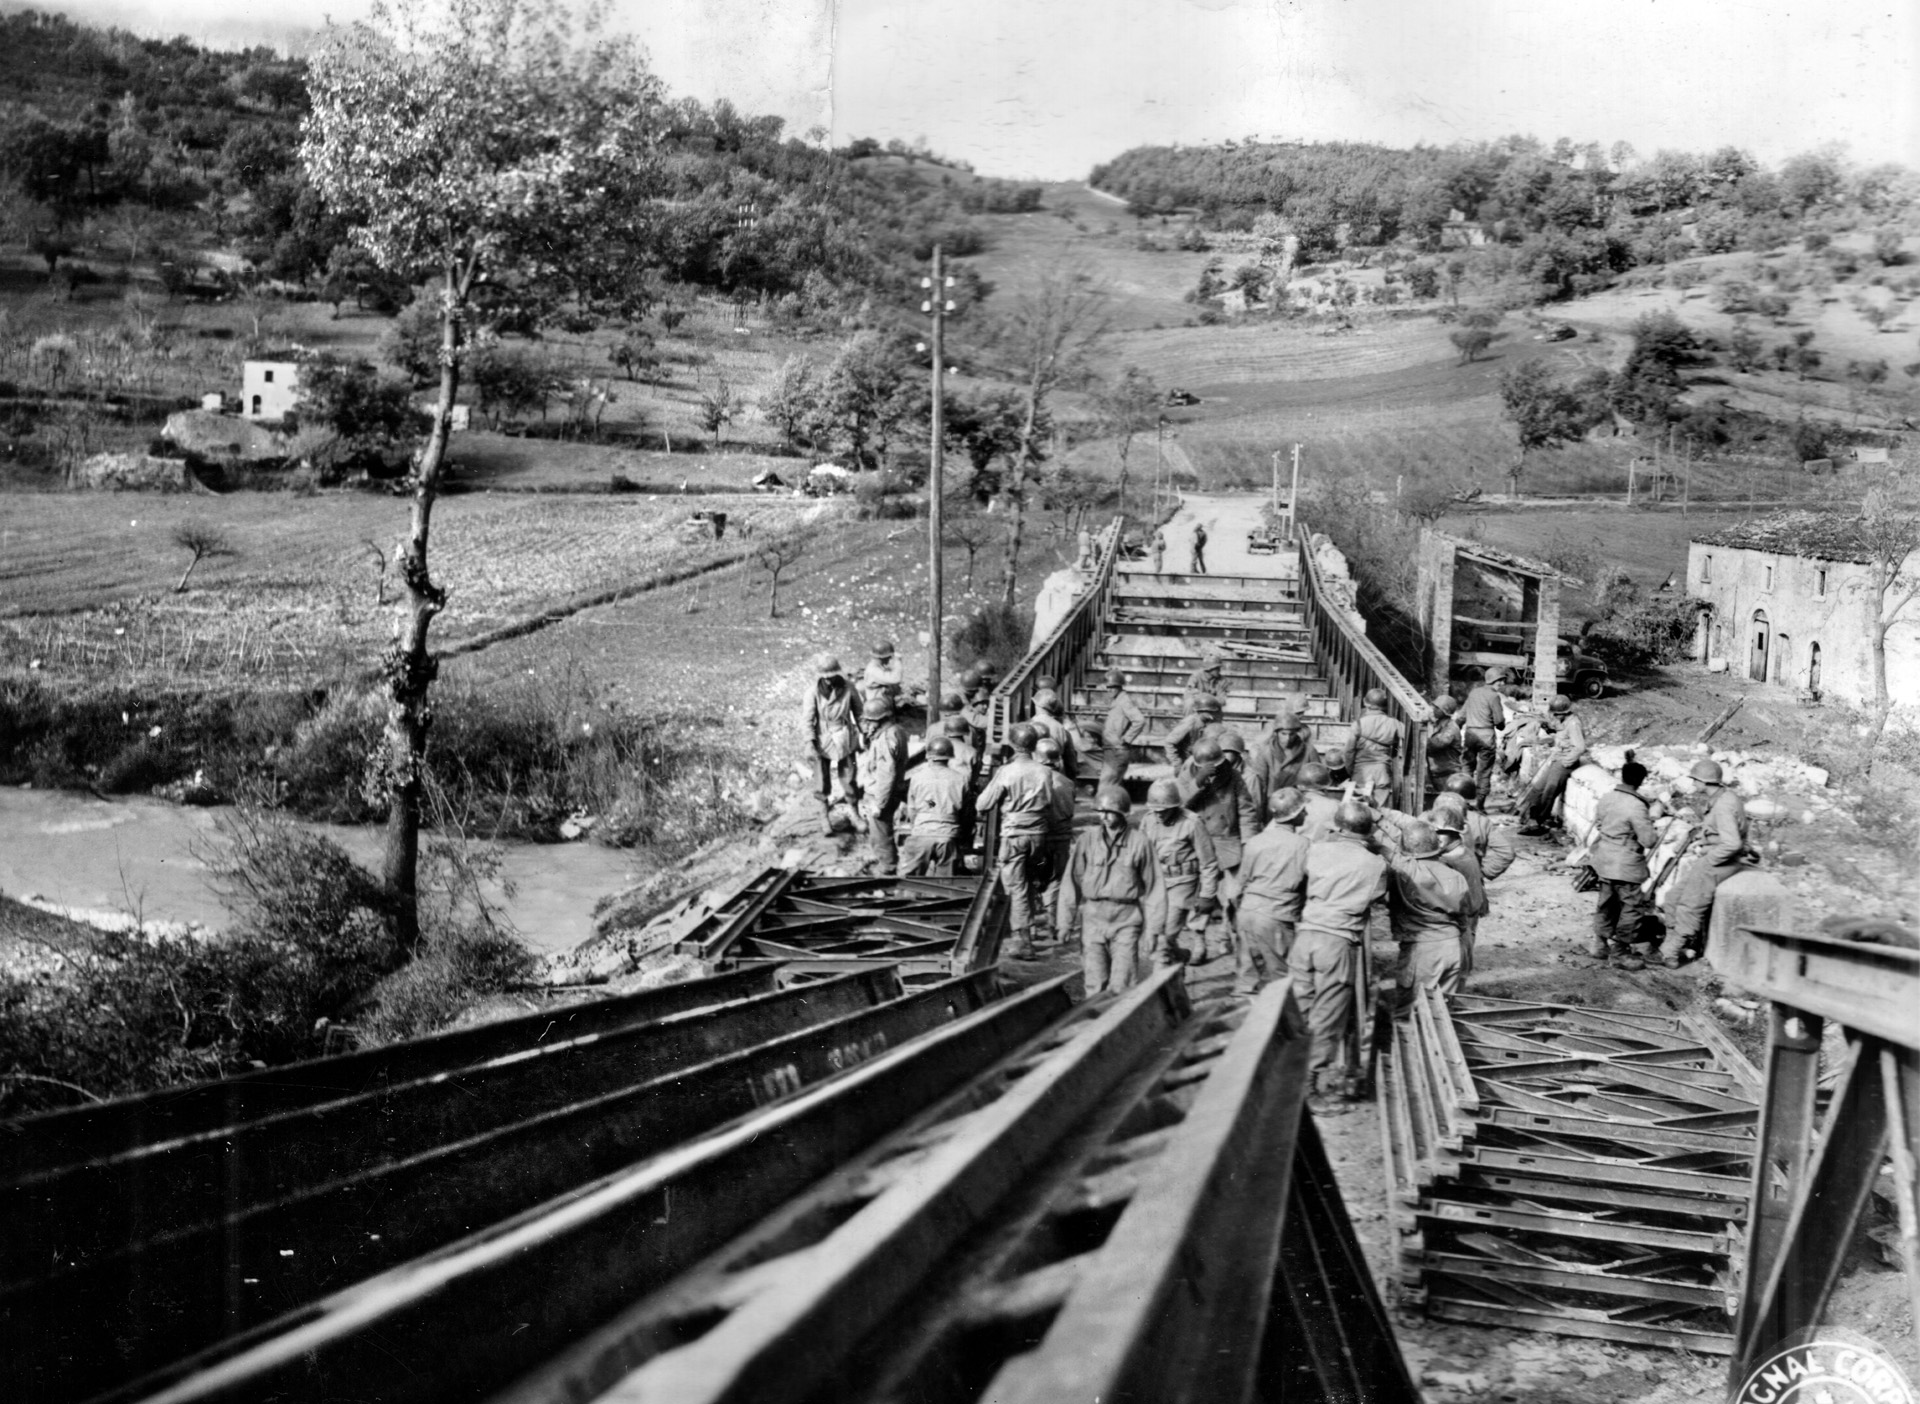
[241,357,300,422]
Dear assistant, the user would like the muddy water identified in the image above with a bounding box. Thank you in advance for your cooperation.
[0,788,639,953]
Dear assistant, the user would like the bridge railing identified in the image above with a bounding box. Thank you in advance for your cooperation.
[1295,528,1433,811]
[985,515,1124,752]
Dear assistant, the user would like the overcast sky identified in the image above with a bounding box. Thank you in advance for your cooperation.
[32,0,1920,179]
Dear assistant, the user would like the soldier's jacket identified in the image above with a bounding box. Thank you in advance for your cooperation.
[1105,690,1150,748]
[1183,663,1226,705]
[1162,712,1223,766]
[1042,767,1077,841]
[1058,823,1163,925]
[976,756,1055,837]
[1030,712,1079,777]
[1544,711,1589,766]
[863,658,904,697]
[1244,732,1322,824]
[1385,852,1471,943]
[1344,709,1401,772]
[1302,791,1343,844]
[803,676,863,759]
[1461,810,1518,882]
[1459,684,1506,733]
[1139,809,1220,900]
[1177,762,1258,871]
[1437,839,1488,918]
[1239,823,1311,920]
[904,763,967,839]
[1427,719,1463,774]
[1698,788,1751,868]
[1298,832,1389,938]
[1589,784,1657,882]
[855,720,908,816]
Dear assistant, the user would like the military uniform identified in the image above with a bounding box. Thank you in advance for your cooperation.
[1291,832,1389,1096]
[1058,820,1163,995]
[1589,782,1657,957]
[1663,788,1751,961]
[1102,687,1150,787]
[899,760,968,876]
[1139,807,1220,966]
[1386,850,1472,998]
[1343,707,1402,805]
[803,671,863,804]
[1236,821,1310,994]
[1244,728,1322,826]
[1458,682,1506,805]
[1178,761,1258,960]
[856,716,909,874]
[976,756,1055,956]
[1162,711,1224,767]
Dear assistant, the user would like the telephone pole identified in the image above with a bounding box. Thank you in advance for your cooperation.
[922,249,954,723]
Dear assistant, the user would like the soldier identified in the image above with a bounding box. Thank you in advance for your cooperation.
[1458,667,1507,809]
[1426,695,1463,793]
[1190,521,1209,574]
[863,639,903,702]
[975,724,1054,960]
[1182,646,1228,709]
[1439,775,1518,889]
[802,654,863,825]
[1163,693,1225,767]
[1178,736,1258,963]
[1236,786,1310,997]
[935,704,979,775]
[1518,694,1585,836]
[855,691,908,874]
[1661,759,1753,968]
[1343,687,1402,806]
[1139,777,1220,968]
[1588,759,1655,970]
[1290,801,1389,1109]
[1298,761,1344,842]
[1428,798,1489,983]
[1383,819,1473,1000]
[1244,705,1322,826]
[1101,668,1150,787]
[1029,690,1080,779]
[1033,737,1079,945]
[899,736,968,876]
[1150,527,1167,574]
[1059,785,1163,996]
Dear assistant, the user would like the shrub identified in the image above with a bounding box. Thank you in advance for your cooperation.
[950,601,1034,681]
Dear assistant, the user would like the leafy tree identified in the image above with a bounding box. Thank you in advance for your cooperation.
[943,512,998,591]
[1778,148,1845,212]
[1095,365,1161,511]
[761,355,822,451]
[1449,327,1493,363]
[818,331,916,469]
[1727,320,1764,373]
[1610,309,1697,424]
[1404,262,1440,299]
[697,378,741,447]
[468,343,549,426]
[1499,360,1598,494]
[302,0,668,948]
[608,330,658,382]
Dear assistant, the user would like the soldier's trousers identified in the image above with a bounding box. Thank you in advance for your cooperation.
[1235,895,1295,994]
[1038,836,1073,941]
[996,832,1046,946]
[1153,879,1198,965]
[899,833,956,877]
[1399,934,1463,999]
[867,804,900,875]
[1592,878,1650,952]
[1082,898,1146,996]
[1460,915,1480,979]
[1664,861,1742,959]
[1288,925,1358,1090]
[1462,728,1498,806]
[1100,747,1133,788]
[816,753,856,804]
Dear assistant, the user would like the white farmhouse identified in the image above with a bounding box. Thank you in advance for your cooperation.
[241,358,300,421]
[1688,511,1920,712]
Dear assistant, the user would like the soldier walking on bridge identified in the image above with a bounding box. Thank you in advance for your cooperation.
[1182,645,1228,710]
[1245,705,1322,827]
[1344,687,1403,807]
[855,691,908,875]
[1178,736,1258,963]
[1290,801,1389,1110]
[1140,777,1220,968]
[803,654,863,828]
[1190,521,1209,574]
[1163,693,1225,767]
[1235,786,1310,997]
[1101,668,1149,787]
[1150,527,1167,574]
[976,724,1053,961]
[1033,737,1079,946]
[899,737,968,877]
[1058,785,1162,996]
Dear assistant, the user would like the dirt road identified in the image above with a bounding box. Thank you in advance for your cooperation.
[1152,490,1277,575]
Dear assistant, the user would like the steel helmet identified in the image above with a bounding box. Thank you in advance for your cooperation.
[1691,758,1725,785]
[1189,738,1225,770]
[1195,695,1225,716]
[1034,737,1063,768]
[870,639,896,659]
[1486,666,1509,685]
[1033,689,1062,715]
[1363,687,1390,710]
[941,691,966,714]
[1442,773,1479,801]
[1433,695,1459,716]
[1035,674,1058,692]
[1429,798,1467,835]
[1106,668,1127,689]
[1268,787,1307,824]
[862,692,894,720]
[1299,762,1335,791]
[1400,819,1443,858]
[1148,778,1184,809]
[814,653,845,677]
[926,736,954,759]
[1335,800,1376,837]
[1216,730,1247,756]
[1549,693,1573,716]
[1096,784,1133,815]
[1008,723,1039,753]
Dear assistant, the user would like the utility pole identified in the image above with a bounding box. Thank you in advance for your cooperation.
[1271,449,1282,514]
[921,249,954,724]
[1288,443,1302,540]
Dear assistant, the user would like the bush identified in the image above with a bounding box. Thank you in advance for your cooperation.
[950,601,1035,681]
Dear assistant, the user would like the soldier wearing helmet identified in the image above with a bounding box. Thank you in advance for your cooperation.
[1518,693,1586,837]
[1440,774,1518,891]
[1176,736,1259,963]
[862,639,903,703]
[1028,689,1080,779]
[1058,784,1163,995]
[855,689,909,874]
[975,724,1054,960]
[1661,757,1754,968]
[1032,737,1079,945]
[1297,761,1344,842]
[1344,686,1403,806]
[1457,667,1508,809]
[803,652,864,825]
[1586,759,1655,971]
[1426,694,1463,792]
[1381,817,1472,1000]
[899,735,968,876]
[1182,645,1227,711]
[1292,799,1389,1107]
[1163,693,1226,767]
[1235,786,1311,997]
[1139,776,1221,969]
[1245,703,1323,827]
[1101,668,1150,788]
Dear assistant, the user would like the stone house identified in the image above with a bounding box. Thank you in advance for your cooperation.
[241,357,300,421]
[1688,512,1920,712]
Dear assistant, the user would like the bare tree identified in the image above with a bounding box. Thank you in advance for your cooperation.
[172,524,239,592]
[1856,478,1920,773]
[945,513,999,591]
[363,537,391,606]
[988,264,1112,608]
[755,532,806,618]
[698,378,741,448]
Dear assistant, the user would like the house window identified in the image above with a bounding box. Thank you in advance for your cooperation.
[1763,563,1773,590]
[263,368,274,383]
[1702,554,1713,584]
[1817,569,1828,597]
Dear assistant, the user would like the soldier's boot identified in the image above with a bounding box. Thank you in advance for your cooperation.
[1004,928,1037,961]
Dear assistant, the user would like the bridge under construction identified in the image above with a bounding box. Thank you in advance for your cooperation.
[3,516,1913,1404]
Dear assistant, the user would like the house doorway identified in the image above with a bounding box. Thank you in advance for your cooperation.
[1808,642,1822,693]
[1774,633,1790,685]
[1749,611,1770,682]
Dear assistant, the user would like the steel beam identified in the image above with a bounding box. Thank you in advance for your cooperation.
[1718,926,1920,1046]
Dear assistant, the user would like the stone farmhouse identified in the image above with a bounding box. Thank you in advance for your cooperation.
[1688,511,1919,712]
[241,357,301,421]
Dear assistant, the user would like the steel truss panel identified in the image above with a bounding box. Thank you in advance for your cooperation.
[679,872,1006,974]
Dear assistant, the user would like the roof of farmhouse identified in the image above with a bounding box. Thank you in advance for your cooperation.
[1690,511,1883,565]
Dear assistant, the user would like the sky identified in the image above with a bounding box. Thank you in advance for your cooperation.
[30,0,1920,179]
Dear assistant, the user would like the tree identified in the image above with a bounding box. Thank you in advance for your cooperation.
[608,330,658,382]
[754,532,805,618]
[1095,365,1161,511]
[1449,327,1492,363]
[986,266,1110,608]
[295,353,422,447]
[1727,320,1764,373]
[171,525,238,593]
[1856,480,1920,772]
[697,378,740,447]
[818,331,915,469]
[1499,360,1597,496]
[302,0,667,949]
[469,344,549,427]
[944,513,998,591]
[762,355,821,451]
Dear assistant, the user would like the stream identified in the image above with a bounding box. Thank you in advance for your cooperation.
[0,788,640,953]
